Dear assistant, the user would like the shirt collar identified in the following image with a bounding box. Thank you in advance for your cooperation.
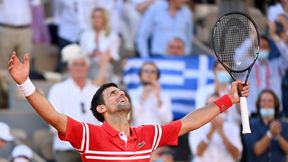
[102,122,137,140]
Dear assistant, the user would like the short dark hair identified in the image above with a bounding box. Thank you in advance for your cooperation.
[256,89,280,119]
[90,83,118,122]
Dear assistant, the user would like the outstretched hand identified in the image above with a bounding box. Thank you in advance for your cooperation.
[228,80,249,104]
[8,52,30,85]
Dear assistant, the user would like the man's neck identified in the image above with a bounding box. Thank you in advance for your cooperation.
[72,77,86,90]
[168,1,179,17]
[106,113,131,136]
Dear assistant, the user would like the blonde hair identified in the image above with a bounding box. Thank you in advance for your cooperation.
[91,7,111,36]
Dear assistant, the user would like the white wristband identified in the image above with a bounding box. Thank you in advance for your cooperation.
[16,78,36,97]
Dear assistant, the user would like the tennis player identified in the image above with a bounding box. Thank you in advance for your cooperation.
[8,53,249,162]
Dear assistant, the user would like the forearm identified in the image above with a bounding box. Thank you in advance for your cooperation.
[196,130,214,156]
[179,103,220,136]
[253,134,271,156]
[26,90,67,134]
[221,133,240,160]
[277,135,288,153]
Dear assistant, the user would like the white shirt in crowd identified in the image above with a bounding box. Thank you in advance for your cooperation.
[129,86,173,126]
[189,120,242,162]
[0,0,35,26]
[267,3,284,22]
[195,84,240,124]
[80,30,120,61]
[48,78,100,151]
[55,0,99,42]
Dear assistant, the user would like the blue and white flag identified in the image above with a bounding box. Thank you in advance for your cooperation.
[123,55,215,119]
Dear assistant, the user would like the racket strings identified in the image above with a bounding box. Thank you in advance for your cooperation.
[213,13,259,76]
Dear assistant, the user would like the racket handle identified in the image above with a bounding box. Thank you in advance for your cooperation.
[240,97,251,134]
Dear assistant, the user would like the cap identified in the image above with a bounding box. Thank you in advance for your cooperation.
[61,44,90,66]
[0,122,14,141]
[12,145,33,159]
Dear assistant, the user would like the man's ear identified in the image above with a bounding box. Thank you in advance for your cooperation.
[96,105,106,113]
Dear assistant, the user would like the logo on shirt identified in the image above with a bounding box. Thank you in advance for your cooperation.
[137,141,145,147]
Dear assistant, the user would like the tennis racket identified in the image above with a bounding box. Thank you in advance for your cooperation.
[212,12,259,134]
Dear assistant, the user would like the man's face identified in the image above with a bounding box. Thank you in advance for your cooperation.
[101,86,131,114]
[140,64,158,84]
[69,58,89,80]
[260,38,270,51]
[167,39,185,56]
[0,139,6,149]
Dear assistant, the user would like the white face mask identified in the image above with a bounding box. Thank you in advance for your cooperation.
[260,108,275,117]
[258,50,269,60]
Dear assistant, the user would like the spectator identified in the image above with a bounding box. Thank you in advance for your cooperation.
[0,0,35,70]
[53,0,99,72]
[121,0,157,51]
[129,61,173,126]
[10,145,33,162]
[48,44,106,162]
[166,37,185,56]
[189,94,242,162]
[195,61,240,124]
[0,122,13,162]
[0,122,13,149]
[243,89,288,162]
[137,0,193,57]
[247,32,288,115]
[80,7,120,81]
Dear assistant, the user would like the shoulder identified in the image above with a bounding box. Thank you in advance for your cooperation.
[81,29,95,39]
[49,79,70,92]
[181,5,192,16]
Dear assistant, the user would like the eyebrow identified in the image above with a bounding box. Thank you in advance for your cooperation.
[109,89,117,96]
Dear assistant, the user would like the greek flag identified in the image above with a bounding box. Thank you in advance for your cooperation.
[123,55,215,119]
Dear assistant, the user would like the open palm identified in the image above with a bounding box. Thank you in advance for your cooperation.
[8,52,30,85]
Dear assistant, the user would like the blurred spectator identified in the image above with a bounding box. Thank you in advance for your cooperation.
[10,145,33,162]
[189,95,242,162]
[137,0,193,57]
[243,89,288,162]
[80,7,120,81]
[0,122,13,162]
[0,0,35,70]
[166,38,185,56]
[0,122,13,149]
[247,30,288,115]
[150,146,175,162]
[267,0,288,33]
[48,44,104,162]
[195,61,240,124]
[122,0,157,51]
[53,0,99,72]
[94,0,124,35]
[129,61,173,126]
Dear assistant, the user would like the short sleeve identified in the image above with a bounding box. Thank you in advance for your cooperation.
[157,120,182,147]
[58,117,85,152]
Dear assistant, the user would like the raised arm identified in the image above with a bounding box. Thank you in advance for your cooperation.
[179,81,249,136]
[8,52,67,134]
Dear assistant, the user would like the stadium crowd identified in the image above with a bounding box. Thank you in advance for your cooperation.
[0,0,288,162]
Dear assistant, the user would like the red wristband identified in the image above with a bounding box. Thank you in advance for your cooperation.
[214,95,233,113]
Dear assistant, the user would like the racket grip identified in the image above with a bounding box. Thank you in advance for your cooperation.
[240,97,251,134]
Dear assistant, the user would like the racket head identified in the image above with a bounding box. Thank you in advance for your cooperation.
[212,12,260,83]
